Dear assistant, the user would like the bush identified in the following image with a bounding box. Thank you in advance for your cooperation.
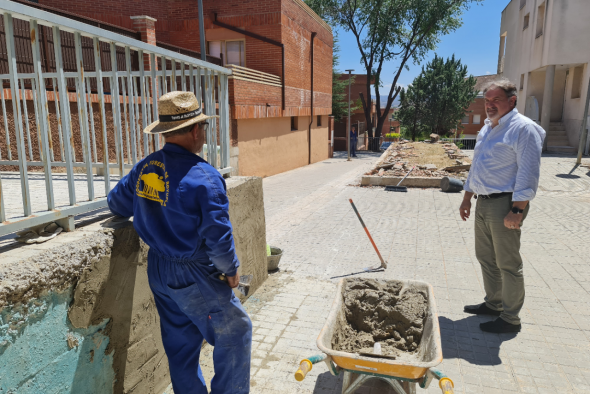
[385,133,401,139]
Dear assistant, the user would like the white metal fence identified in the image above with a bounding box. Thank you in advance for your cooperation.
[0,0,232,236]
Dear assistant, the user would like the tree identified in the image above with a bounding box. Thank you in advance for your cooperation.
[396,75,428,141]
[397,54,477,139]
[305,0,483,150]
[332,36,362,122]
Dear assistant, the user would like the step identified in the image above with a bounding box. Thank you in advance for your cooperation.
[547,145,576,154]
[549,122,564,126]
[547,130,567,137]
[547,135,570,146]
[548,125,566,132]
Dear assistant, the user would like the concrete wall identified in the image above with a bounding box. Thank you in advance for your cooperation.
[0,176,267,393]
[237,115,329,177]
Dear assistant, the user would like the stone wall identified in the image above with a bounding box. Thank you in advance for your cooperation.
[0,176,267,393]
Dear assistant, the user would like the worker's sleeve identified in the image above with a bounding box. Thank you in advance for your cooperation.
[107,169,136,217]
[513,124,544,201]
[191,167,240,277]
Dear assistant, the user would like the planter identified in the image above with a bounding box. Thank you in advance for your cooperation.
[267,246,283,271]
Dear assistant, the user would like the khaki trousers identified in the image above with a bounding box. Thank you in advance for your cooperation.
[474,195,529,325]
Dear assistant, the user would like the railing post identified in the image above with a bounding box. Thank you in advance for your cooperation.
[125,46,138,164]
[30,20,55,210]
[4,13,31,216]
[52,25,77,205]
[150,53,161,151]
[110,42,125,176]
[93,37,110,193]
[138,49,149,154]
[74,32,95,201]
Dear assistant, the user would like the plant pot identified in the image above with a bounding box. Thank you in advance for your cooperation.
[267,246,283,271]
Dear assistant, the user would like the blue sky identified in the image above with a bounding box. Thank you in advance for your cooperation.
[335,0,510,94]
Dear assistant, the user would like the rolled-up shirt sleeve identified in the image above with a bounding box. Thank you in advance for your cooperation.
[191,168,240,276]
[513,124,543,201]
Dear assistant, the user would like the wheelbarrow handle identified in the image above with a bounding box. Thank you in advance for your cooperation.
[294,359,313,382]
[439,378,454,394]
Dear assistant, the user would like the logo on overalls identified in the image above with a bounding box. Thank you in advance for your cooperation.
[136,161,169,206]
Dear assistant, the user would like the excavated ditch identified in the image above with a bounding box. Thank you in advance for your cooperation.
[332,279,428,359]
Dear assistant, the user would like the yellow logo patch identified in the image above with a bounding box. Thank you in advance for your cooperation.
[136,160,169,206]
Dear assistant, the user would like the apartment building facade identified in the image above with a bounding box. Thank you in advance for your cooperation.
[38,0,333,176]
[498,0,590,153]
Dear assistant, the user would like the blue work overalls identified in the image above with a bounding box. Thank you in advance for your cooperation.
[108,143,252,394]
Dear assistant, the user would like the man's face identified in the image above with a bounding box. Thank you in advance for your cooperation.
[484,87,516,122]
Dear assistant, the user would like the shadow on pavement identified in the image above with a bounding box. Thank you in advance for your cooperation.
[438,315,517,366]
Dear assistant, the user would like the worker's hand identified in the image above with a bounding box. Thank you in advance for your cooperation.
[459,199,471,221]
[504,212,522,230]
[226,274,240,288]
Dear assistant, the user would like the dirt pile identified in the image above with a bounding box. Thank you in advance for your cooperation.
[332,279,428,358]
[366,141,471,180]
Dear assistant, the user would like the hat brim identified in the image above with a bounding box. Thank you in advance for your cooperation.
[143,113,219,134]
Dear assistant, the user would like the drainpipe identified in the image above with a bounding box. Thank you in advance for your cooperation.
[576,70,590,164]
[197,0,206,61]
[308,32,316,165]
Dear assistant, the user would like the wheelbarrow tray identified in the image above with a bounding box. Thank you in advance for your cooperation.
[317,278,443,380]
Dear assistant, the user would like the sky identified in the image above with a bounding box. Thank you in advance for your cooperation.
[335,0,510,95]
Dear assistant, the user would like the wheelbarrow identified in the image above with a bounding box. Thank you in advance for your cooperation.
[294,278,454,394]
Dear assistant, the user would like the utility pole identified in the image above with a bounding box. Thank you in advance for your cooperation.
[198,0,207,61]
[345,69,354,161]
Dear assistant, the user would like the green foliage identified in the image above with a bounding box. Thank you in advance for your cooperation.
[332,35,363,122]
[385,132,401,138]
[396,54,478,140]
[305,0,483,150]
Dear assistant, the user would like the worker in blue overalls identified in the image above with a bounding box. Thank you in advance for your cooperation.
[107,91,252,394]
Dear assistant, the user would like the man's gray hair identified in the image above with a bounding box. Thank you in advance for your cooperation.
[483,79,518,106]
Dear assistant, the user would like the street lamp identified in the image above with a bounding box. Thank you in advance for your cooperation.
[345,69,354,161]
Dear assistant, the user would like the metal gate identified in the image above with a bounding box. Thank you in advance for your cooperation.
[0,0,232,236]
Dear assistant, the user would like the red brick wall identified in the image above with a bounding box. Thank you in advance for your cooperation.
[461,97,486,135]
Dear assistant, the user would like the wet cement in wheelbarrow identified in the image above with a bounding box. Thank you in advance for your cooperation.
[332,279,428,359]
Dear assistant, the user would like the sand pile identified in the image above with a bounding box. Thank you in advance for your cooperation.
[332,279,428,358]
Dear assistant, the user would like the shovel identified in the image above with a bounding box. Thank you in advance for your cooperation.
[219,274,253,296]
[349,199,388,272]
[384,166,415,192]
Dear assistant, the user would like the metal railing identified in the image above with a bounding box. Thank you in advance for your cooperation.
[0,0,232,236]
[226,64,282,87]
[441,138,476,150]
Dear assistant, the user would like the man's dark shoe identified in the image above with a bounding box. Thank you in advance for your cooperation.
[479,318,521,333]
[464,303,501,316]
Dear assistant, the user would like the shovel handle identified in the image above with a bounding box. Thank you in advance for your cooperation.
[349,199,387,268]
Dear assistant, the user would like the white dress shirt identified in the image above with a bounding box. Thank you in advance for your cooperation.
[464,108,546,201]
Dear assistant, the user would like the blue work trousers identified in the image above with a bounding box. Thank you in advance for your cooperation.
[147,250,252,394]
[351,140,357,157]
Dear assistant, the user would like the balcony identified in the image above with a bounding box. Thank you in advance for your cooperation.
[227,65,283,119]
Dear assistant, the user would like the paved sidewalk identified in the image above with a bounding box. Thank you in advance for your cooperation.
[199,151,590,394]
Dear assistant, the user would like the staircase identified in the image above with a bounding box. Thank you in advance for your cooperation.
[546,122,576,154]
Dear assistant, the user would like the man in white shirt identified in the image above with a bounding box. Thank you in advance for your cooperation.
[459,80,545,334]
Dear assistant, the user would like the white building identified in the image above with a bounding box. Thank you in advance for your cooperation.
[498,0,590,153]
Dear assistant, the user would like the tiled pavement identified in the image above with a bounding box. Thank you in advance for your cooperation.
[198,151,590,394]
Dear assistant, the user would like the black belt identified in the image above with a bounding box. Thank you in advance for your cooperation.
[476,192,512,200]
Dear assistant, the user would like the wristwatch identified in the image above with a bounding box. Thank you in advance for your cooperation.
[511,207,524,214]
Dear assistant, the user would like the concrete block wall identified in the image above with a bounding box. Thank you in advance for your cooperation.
[0,176,267,393]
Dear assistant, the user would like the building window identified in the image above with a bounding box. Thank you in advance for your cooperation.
[207,40,245,67]
[520,0,526,9]
[317,115,322,127]
[473,114,481,125]
[523,14,529,30]
[536,3,545,38]
[461,115,470,124]
[291,116,297,131]
[520,74,525,90]
[571,66,584,99]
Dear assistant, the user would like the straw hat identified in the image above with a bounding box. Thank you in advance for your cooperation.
[143,91,217,134]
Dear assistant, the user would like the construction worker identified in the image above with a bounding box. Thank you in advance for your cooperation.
[107,91,252,393]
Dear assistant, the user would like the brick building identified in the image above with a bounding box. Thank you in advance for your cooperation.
[333,74,374,151]
[38,0,333,177]
[460,74,498,138]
